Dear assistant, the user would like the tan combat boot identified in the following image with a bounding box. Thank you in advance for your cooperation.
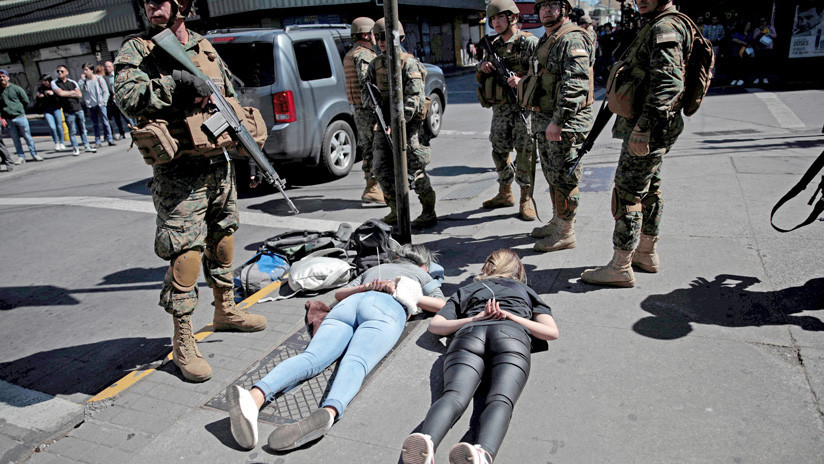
[531,216,558,238]
[361,178,386,205]
[632,234,660,273]
[412,190,438,229]
[482,184,515,209]
[534,218,576,252]
[172,315,212,382]
[580,248,636,287]
[519,187,537,221]
[213,287,267,332]
[382,197,398,225]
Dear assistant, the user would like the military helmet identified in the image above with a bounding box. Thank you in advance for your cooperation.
[351,17,375,35]
[373,18,405,40]
[487,0,520,18]
[534,0,572,15]
[140,0,193,27]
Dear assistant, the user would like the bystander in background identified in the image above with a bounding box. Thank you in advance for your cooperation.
[0,69,42,163]
[36,74,66,151]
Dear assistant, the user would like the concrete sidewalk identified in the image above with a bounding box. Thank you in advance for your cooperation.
[7,90,824,463]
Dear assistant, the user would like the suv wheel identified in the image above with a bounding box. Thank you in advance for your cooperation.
[320,120,355,178]
[425,93,442,137]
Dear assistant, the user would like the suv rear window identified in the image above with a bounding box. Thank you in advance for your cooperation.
[293,39,332,81]
[212,42,275,87]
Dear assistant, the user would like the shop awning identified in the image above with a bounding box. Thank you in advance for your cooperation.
[206,0,484,18]
[0,3,140,50]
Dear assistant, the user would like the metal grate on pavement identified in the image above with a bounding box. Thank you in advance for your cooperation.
[203,320,422,425]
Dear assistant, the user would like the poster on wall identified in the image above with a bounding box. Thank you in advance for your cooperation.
[789,1,824,58]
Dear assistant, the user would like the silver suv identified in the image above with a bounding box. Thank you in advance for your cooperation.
[206,24,447,178]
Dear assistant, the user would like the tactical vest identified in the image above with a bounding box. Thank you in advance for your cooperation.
[519,23,594,114]
[344,43,376,105]
[478,31,533,106]
[374,52,429,120]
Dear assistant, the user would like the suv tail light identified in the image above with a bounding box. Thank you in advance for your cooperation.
[273,91,296,123]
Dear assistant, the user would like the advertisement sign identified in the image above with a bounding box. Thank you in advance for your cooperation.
[789,2,824,58]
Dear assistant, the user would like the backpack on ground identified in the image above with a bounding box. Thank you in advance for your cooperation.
[261,223,352,264]
[348,219,398,275]
[258,248,354,303]
[233,250,290,301]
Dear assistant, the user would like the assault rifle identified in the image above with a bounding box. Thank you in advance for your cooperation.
[364,76,393,153]
[478,35,529,127]
[152,29,298,214]
[567,101,613,178]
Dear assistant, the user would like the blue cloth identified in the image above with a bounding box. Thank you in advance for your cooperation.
[7,115,37,159]
[64,109,90,148]
[253,291,406,416]
[88,105,113,143]
[43,108,64,144]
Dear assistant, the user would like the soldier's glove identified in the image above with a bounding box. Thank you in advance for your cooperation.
[628,127,651,157]
[171,70,212,99]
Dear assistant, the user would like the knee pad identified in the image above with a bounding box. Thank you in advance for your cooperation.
[212,234,234,267]
[554,186,579,217]
[611,187,642,220]
[171,249,201,292]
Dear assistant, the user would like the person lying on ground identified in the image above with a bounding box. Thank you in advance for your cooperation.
[226,244,447,451]
[401,248,559,464]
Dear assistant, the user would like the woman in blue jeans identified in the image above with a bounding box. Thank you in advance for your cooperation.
[226,244,446,451]
[402,249,558,464]
[36,75,65,151]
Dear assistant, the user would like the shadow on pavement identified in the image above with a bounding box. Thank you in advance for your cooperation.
[428,165,492,177]
[204,417,251,452]
[0,337,169,398]
[249,194,367,216]
[633,274,824,340]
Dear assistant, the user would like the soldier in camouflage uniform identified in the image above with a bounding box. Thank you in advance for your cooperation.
[366,18,437,229]
[114,0,266,382]
[514,0,594,252]
[477,0,539,221]
[581,0,691,287]
[344,17,385,205]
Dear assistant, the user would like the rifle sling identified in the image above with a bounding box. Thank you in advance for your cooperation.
[770,150,824,232]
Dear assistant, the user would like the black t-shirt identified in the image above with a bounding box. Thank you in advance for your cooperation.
[52,79,82,113]
[437,278,552,337]
[37,84,62,112]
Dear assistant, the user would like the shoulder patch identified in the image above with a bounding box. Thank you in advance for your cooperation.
[409,71,423,79]
[656,32,678,44]
[570,48,588,57]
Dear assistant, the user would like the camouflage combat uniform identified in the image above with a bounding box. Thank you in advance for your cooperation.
[525,22,594,222]
[366,51,435,226]
[477,31,538,190]
[344,40,378,180]
[114,30,239,318]
[610,5,690,251]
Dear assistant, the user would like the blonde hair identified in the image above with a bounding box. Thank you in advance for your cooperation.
[476,249,527,283]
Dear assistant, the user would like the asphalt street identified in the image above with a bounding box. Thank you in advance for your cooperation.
[1,72,823,463]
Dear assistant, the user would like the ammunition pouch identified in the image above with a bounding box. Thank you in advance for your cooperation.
[237,106,267,157]
[130,120,180,166]
[605,60,648,119]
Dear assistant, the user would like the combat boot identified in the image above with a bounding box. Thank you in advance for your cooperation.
[580,248,636,287]
[482,184,515,209]
[531,216,559,238]
[519,187,537,221]
[172,315,212,382]
[213,287,267,332]
[632,234,660,273]
[412,190,438,229]
[534,218,576,252]
[382,197,398,225]
[361,178,386,205]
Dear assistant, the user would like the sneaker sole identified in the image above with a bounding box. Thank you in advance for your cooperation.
[448,443,479,464]
[401,434,434,464]
[268,408,333,451]
[227,386,258,450]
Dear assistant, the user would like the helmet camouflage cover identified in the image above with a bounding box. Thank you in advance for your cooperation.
[373,18,405,39]
[487,0,520,18]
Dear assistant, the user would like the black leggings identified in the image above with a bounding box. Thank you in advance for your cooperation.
[420,324,532,459]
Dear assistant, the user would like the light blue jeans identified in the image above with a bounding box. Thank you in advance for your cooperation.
[253,291,406,416]
[43,108,64,144]
[8,116,37,159]
[88,105,113,143]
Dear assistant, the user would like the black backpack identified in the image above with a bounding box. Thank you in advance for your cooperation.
[261,223,352,264]
[348,219,397,275]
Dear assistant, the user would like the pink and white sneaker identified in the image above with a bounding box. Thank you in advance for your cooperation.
[402,433,435,464]
[448,442,492,464]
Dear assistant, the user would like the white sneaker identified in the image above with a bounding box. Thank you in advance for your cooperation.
[763,78,769,84]
[754,78,760,84]
[73,148,80,156]
[59,143,66,150]
[449,443,492,464]
[735,80,744,86]
[268,408,334,451]
[85,145,97,153]
[226,385,258,450]
[55,143,61,151]
[402,433,435,464]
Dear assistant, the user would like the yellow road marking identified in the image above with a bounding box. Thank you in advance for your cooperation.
[87,279,284,403]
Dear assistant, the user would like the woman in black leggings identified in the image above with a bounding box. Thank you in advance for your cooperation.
[401,249,559,464]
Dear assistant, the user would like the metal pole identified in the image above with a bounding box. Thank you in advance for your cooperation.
[383,0,412,244]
